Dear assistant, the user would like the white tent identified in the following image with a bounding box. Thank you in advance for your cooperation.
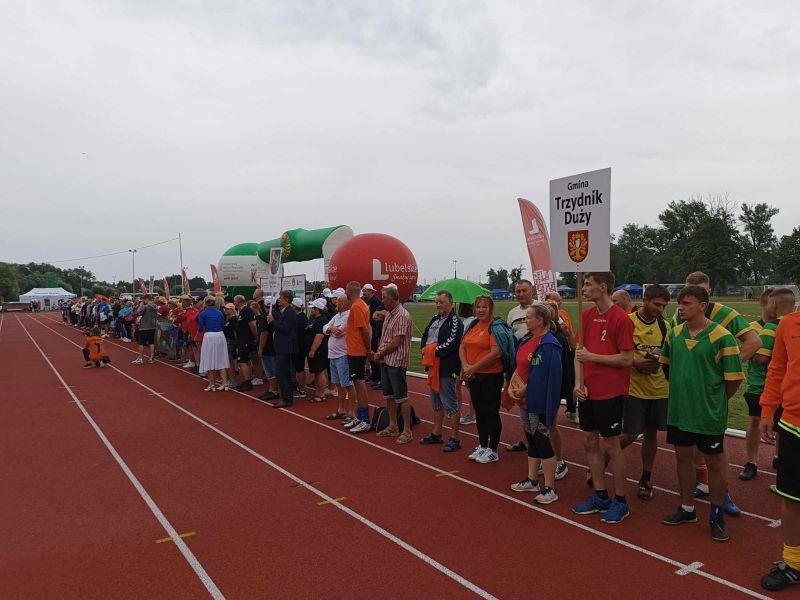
[18,287,77,310]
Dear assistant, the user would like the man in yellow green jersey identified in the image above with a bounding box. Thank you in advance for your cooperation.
[660,286,744,542]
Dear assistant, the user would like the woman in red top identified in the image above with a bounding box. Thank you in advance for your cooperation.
[183,297,201,370]
[459,295,505,464]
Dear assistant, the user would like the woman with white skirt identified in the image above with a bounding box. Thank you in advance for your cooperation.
[198,296,230,391]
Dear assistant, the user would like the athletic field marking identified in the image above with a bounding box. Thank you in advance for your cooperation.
[435,470,460,477]
[156,531,196,544]
[677,561,704,576]
[392,407,779,526]
[29,319,497,600]
[317,496,347,506]
[34,318,772,600]
[291,480,319,488]
[769,519,782,528]
[16,317,224,600]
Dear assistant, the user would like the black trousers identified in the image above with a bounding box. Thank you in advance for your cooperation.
[275,353,294,404]
[468,372,504,451]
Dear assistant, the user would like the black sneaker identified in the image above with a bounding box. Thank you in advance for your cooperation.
[419,433,443,445]
[739,462,758,480]
[662,507,698,526]
[710,519,729,542]
[762,561,800,591]
[773,456,780,470]
[258,391,279,401]
[238,380,253,392]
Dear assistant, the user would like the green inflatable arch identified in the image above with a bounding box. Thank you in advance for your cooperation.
[218,226,354,297]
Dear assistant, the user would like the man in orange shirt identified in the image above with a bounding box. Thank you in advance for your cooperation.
[83,327,111,368]
[759,289,800,591]
[346,281,373,434]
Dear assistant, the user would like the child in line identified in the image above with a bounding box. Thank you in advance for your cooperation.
[83,327,111,368]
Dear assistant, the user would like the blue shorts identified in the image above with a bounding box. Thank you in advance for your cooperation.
[330,356,352,388]
[430,376,459,414]
[261,355,276,379]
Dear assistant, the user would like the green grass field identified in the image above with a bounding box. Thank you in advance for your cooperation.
[402,297,762,431]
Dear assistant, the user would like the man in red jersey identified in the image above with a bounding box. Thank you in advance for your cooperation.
[571,272,635,524]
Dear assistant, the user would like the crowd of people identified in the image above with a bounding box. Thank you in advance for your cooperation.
[57,269,800,592]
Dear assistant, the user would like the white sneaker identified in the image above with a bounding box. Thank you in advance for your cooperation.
[251,378,264,386]
[350,420,371,434]
[476,450,499,464]
[131,358,144,364]
[182,361,195,369]
[324,388,338,397]
[343,418,358,429]
[460,414,476,425]
[468,446,487,461]
[122,337,131,343]
[510,477,540,493]
[555,461,569,480]
[535,487,559,505]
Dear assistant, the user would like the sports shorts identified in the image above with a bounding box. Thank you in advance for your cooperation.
[578,396,624,438]
[666,425,724,455]
[776,420,800,502]
[138,329,155,346]
[744,392,762,418]
[381,364,408,404]
[347,355,367,381]
[623,396,668,433]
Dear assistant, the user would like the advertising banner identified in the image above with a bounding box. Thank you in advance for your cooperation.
[518,198,557,300]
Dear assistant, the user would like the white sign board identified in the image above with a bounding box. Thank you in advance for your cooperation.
[549,168,611,272]
[281,275,306,305]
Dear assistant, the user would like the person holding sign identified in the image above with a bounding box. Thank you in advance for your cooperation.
[571,272,634,524]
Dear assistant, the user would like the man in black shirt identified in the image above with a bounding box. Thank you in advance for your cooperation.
[362,284,384,389]
[233,294,257,391]
[257,296,280,401]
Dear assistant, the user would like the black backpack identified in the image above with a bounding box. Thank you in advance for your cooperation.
[370,405,420,432]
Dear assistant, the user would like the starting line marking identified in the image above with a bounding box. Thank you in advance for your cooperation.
[318,496,347,506]
[156,531,196,544]
[676,561,704,576]
[435,470,459,477]
[32,316,772,600]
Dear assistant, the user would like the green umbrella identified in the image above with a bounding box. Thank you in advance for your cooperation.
[419,278,493,304]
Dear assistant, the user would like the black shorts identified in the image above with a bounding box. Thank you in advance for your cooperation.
[623,396,668,434]
[138,329,155,346]
[236,344,253,363]
[307,352,328,374]
[348,355,367,380]
[292,353,306,373]
[775,406,784,430]
[666,425,724,455]
[776,422,800,502]
[744,392,762,418]
[578,396,624,438]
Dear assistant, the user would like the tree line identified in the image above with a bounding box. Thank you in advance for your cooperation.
[488,194,798,294]
[0,262,209,302]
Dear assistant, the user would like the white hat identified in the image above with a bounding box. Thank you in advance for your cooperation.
[322,287,332,298]
[291,297,304,308]
[384,283,398,290]
[263,295,273,305]
[362,283,376,292]
[332,288,346,299]
[310,298,327,311]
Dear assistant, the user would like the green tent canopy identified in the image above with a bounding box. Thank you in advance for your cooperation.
[419,278,492,304]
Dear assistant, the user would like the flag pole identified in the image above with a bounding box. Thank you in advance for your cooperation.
[576,271,585,395]
[178,232,185,294]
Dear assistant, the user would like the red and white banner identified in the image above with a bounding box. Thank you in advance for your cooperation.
[518,198,557,300]
[163,277,170,301]
[181,268,190,294]
[210,264,221,293]
[137,278,148,296]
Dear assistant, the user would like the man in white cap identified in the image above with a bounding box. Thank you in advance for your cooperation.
[362,283,385,390]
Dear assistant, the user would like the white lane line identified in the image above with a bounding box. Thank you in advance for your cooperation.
[372,404,779,526]
[15,317,224,600]
[27,318,496,600]
[33,318,772,600]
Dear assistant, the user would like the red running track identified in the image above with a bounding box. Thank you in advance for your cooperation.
[2,313,784,599]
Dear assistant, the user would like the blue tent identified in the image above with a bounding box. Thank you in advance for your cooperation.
[491,288,514,300]
[557,285,576,292]
[614,283,644,298]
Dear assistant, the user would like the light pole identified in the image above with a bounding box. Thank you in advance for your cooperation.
[453,259,458,279]
[79,265,84,297]
[128,249,137,294]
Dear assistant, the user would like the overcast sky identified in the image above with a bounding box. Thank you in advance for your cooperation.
[2,1,799,286]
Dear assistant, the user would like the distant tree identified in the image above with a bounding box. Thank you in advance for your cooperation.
[558,273,577,288]
[486,268,509,291]
[739,202,779,284]
[509,266,524,288]
[0,262,20,301]
[775,228,800,284]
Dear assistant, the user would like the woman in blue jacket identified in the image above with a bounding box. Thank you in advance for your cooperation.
[508,303,564,504]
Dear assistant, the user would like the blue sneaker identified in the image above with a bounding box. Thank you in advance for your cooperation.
[601,499,630,523]
[722,492,741,517]
[572,494,611,515]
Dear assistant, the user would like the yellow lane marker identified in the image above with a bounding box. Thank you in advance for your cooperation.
[317,496,347,506]
[155,531,196,544]
[435,470,459,477]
